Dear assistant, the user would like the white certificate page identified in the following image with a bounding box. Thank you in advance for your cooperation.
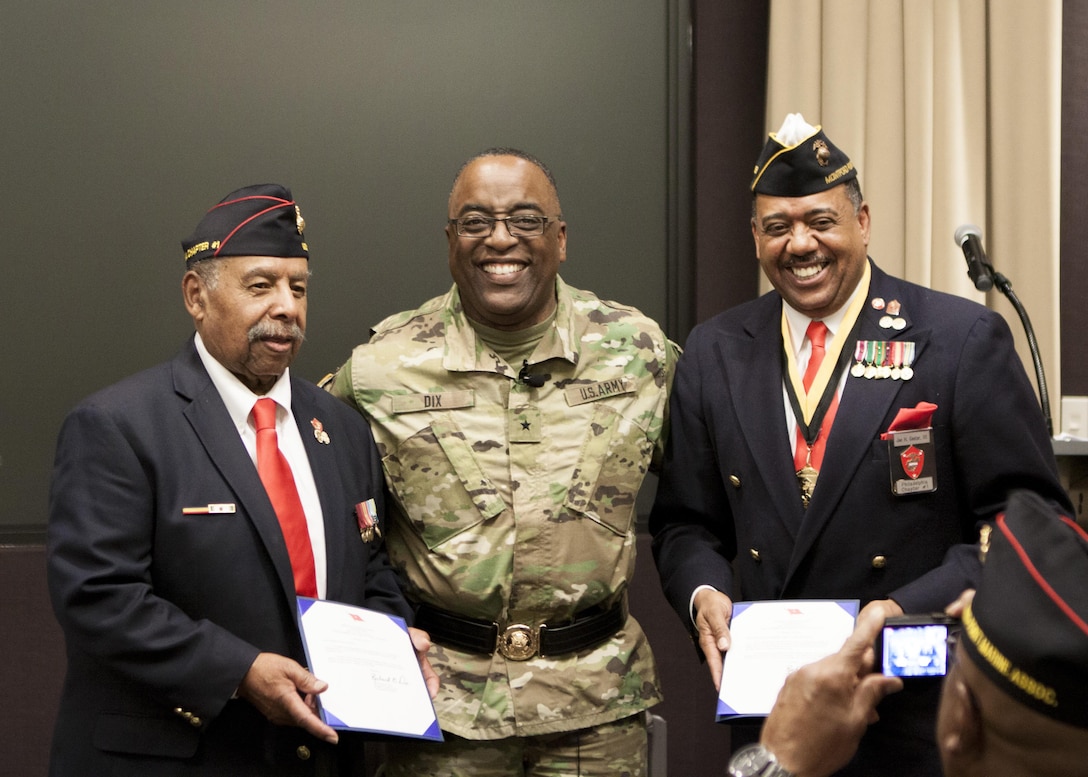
[297,598,442,740]
[716,599,859,721]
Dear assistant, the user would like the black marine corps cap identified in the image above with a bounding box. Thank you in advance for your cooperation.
[751,114,857,196]
[181,183,308,268]
[962,489,1088,728]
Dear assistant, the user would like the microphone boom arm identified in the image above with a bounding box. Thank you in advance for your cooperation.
[985,263,1054,437]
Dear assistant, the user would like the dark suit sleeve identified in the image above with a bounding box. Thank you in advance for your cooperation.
[649,327,737,633]
[317,393,414,623]
[888,308,1072,611]
[47,402,259,720]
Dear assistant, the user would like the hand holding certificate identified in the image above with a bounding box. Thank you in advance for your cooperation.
[717,599,859,721]
[297,598,443,741]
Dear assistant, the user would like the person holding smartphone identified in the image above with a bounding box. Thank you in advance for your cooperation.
[729,490,1088,777]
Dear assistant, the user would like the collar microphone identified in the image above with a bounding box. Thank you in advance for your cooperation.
[519,360,548,388]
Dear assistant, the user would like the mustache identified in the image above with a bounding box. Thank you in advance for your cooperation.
[248,320,306,344]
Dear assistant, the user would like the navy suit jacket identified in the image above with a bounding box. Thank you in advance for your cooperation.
[650,261,1070,776]
[47,338,412,776]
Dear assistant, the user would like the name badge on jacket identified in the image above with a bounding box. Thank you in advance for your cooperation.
[887,428,938,495]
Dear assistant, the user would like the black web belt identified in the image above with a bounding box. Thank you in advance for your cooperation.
[414,596,628,661]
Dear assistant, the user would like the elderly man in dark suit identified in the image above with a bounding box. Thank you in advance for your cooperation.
[47,184,433,776]
[650,114,1072,776]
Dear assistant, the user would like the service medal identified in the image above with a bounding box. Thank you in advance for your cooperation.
[890,341,903,380]
[354,498,381,542]
[900,342,916,381]
[851,340,867,378]
[797,462,819,509]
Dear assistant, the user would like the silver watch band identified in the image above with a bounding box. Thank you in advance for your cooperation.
[727,743,798,777]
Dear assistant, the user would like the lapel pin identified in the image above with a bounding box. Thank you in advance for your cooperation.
[311,418,330,445]
[887,300,906,329]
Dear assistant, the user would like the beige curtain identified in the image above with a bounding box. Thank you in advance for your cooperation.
[763,0,1062,428]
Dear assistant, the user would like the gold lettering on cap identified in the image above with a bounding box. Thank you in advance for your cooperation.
[184,240,221,262]
[824,161,855,185]
[963,604,1058,708]
[184,241,209,261]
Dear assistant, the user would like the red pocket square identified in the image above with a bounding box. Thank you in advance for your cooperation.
[880,401,938,440]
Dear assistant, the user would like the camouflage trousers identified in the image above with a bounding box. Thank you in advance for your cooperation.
[382,712,649,777]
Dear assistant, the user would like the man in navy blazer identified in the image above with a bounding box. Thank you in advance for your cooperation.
[47,184,432,776]
[650,116,1072,776]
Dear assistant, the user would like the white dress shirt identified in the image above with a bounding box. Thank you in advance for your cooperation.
[194,333,327,598]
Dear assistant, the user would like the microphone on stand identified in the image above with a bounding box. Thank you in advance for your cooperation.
[952,225,1052,436]
[954,224,994,292]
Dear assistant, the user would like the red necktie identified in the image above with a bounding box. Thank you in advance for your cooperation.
[794,321,839,472]
[252,398,318,597]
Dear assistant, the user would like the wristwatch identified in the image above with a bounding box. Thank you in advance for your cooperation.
[727,743,797,777]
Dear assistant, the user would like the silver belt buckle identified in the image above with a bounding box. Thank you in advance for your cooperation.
[497,623,539,661]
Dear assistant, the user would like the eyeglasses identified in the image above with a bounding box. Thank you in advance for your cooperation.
[449,214,558,238]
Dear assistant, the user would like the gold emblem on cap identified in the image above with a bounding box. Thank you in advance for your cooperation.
[295,205,306,235]
[813,138,831,167]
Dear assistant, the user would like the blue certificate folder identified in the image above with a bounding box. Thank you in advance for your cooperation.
[716,599,860,722]
[297,598,442,741]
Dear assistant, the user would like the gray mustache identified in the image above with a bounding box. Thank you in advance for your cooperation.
[248,321,305,343]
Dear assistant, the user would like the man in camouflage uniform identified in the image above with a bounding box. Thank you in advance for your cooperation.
[326,148,677,776]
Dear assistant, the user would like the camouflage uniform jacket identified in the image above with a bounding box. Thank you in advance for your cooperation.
[326,277,677,739]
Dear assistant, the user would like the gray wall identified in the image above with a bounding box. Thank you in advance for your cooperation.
[2,1,690,531]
